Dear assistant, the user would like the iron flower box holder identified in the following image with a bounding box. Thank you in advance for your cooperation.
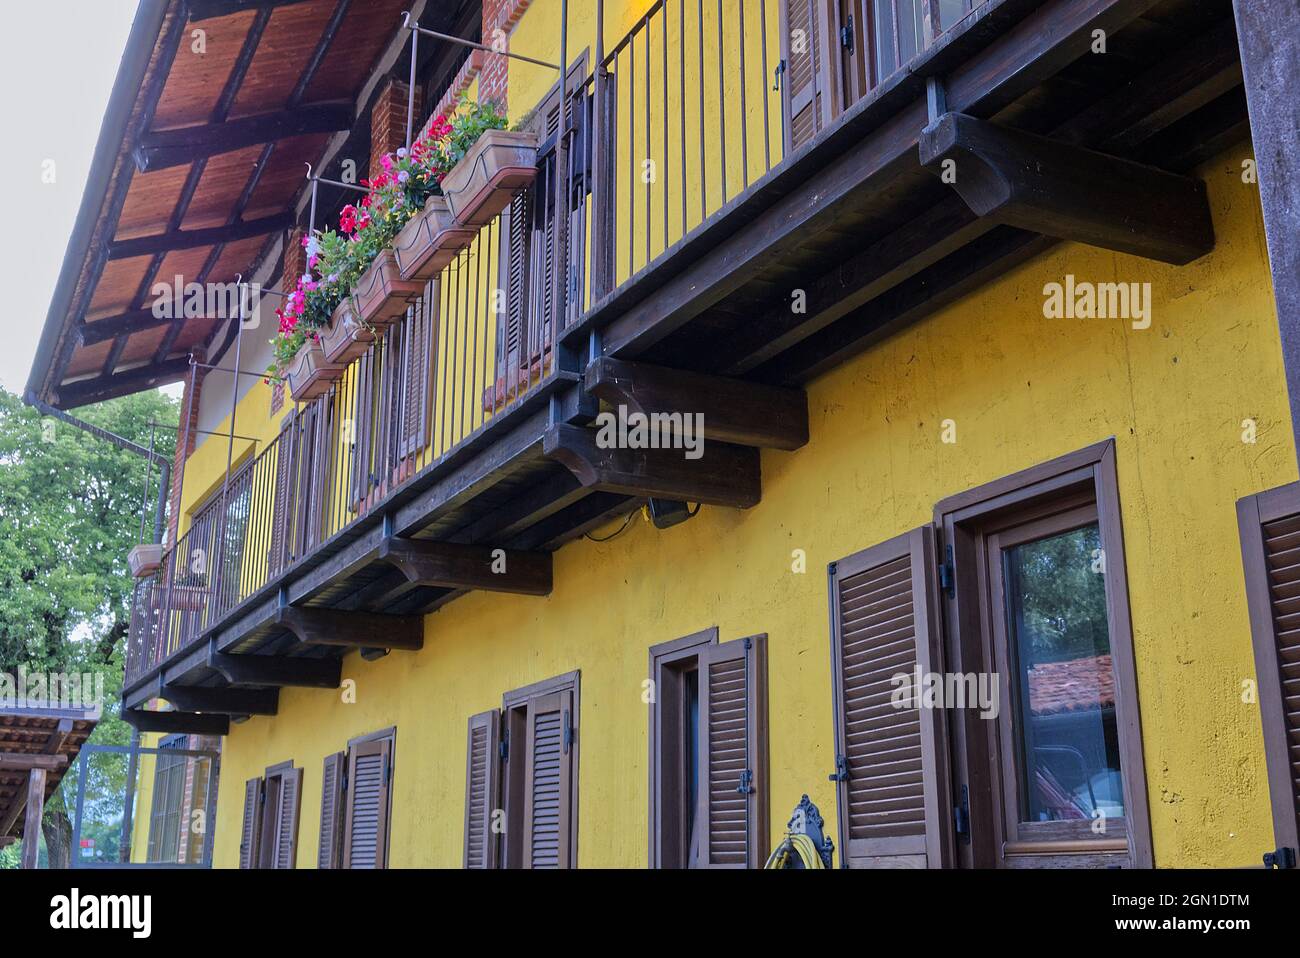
[393,195,478,282]
[286,335,343,403]
[441,128,540,228]
[353,248,425,326]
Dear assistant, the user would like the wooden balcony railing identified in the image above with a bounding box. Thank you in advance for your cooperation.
[124,0,975,689]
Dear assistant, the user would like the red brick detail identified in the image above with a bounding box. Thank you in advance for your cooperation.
[269,379,285,416]
[167,360,207,546]
[479,0,533,110]
[283,227,306,288]
[369,80,424,182]
[422,49,486,136]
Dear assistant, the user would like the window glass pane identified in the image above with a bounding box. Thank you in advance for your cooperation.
[1003,522,1124,824]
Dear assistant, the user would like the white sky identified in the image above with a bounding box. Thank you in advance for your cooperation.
[0,1,138,395]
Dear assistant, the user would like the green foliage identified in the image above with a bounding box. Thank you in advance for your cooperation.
[0,386,178,866]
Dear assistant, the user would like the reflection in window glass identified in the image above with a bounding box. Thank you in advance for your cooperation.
[1002,523,1124,824]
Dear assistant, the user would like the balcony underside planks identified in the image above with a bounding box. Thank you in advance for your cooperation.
[120,0,1252,728]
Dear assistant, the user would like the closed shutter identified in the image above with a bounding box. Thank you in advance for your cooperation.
[781,0,835,152]
[318,751,345,869]
[522,689,574,868]
[497,145,538,383]
[272,767,302,869]
[695,635,769,868]
[463,710,502,868]
[398,287,434,459]
[238,777,263,869]
[350,349,376,511]
[343,737,392,869]
[829,525,953,868]
[1238,485,1300,860]
[268,413,296,576]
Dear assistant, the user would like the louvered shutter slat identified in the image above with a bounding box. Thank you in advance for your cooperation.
[523,690,572,869]
[318,751,345,869]
[781,0,831,152]
[1238,488,1300,856]
[238,777,263,869]
[343,738,392,869]
[273,767,302,869]
[830,526,952,868]
[463,710,502,868]
[696,636,768,869]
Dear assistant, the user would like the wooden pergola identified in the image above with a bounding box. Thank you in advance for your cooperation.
[0,703,100,869]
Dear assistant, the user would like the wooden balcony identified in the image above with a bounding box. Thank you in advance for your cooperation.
[121,0,1246,730]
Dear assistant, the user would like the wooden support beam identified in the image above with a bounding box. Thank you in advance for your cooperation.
[107,213,294,260]
[78,307,217,347]
[543,423,761,509]
[0,753,68,772]
[187,0,313,20]
[584,357,809,450]
[275,607,424,651]
[42,719,74,756]
[21,768,45,870]
[919,112,1214,265]
[134,103,353,172]
[207,649,341,688]
[161,685,279,716]
[378,537,554,596]
[56,356,194,409]
[123,708,230,736]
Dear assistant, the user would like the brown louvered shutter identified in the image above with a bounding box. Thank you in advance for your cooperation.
[497,165,535,385]
[829,526,953,868]
[350,349,376,511]
[343,737,392,869]
[1238,485,1300,861]
[399,286,434,459]
[317,751,345,869]
[238,777,263,869]
[695,635,769,868]
[463,710,502,868]
[272,767,302,869]
[781,0,834,152]
[268,413,296,576]
[523,689,574,868]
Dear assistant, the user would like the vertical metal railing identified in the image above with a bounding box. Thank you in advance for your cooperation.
[123,1,973,686]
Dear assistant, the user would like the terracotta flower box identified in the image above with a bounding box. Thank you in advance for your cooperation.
[354,249,425,327]
[128,543,164,579]
[321,296,375,366]
[150,584,208,613]
[442,129,540,228]
[285,337,343,403]
[393,195,478,282]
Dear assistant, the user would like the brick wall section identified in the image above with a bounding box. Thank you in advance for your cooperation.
[369,80,423,179]
[283,226,306,287]
[166,360,207,546]
[480,0,533,110]
[425,49,486,131]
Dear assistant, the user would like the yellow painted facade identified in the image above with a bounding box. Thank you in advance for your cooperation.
[190,122,1293,868]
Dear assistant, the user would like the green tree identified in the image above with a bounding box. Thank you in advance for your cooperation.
[0,386,177,867]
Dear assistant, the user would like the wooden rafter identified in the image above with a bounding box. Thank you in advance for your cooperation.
[133,103,354,172]
[161,684,279,715]
[207,648,342,688]
[378,537,554,596]
[107,212,294,260]
[123,708,230,736]
[275,607,425,650]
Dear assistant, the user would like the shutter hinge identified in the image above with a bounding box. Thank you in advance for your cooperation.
[773,60,786,92]
[1264,846,1296,869]
[954,784,971,844]
[743,635,753,651]
[563,709,574,754]
[939,543,955,598]
[736,769,754,795]
[499,728,509,761]
[840,16,854,53]
[828,754,849,783]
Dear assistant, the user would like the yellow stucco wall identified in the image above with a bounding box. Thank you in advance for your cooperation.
[201,132,1295,868]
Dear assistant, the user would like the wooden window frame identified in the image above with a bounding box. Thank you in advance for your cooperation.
[501,671,580,868]
[648,627,719,868]
[257,759,302,870]
[1237,481,1300,862]
[934,438,1152,868]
